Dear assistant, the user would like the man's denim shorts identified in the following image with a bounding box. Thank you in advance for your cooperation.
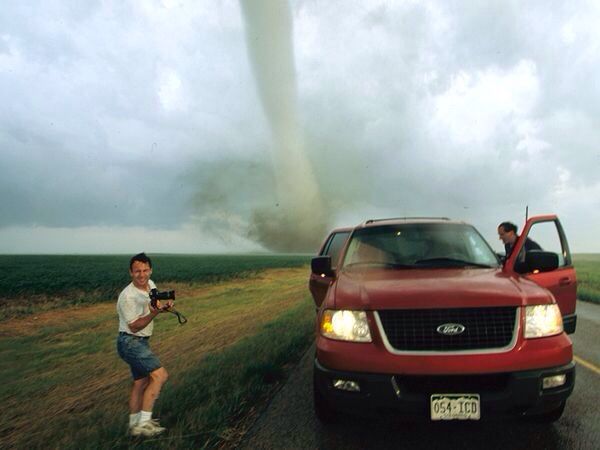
[116,332,162,380]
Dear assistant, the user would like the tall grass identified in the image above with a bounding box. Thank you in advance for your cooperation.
[573,254,600,304]
[153,300,314,449]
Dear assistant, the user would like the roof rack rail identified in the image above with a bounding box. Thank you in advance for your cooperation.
[364,217,451,224]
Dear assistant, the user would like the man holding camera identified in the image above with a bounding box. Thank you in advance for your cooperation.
[116,253,173,437]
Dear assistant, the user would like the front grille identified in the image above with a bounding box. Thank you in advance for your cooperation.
[378,307,517,351]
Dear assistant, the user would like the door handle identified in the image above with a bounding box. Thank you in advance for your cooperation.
[559,277,572,286]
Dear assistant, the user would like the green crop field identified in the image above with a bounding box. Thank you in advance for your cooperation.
[573,253,600,304]
[1,253,598,320]
[0,254,310,319]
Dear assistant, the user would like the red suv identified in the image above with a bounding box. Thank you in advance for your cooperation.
[309,216,577,423]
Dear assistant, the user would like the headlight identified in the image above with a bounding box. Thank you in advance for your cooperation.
[524,304,563,338]
[320,310,372,342]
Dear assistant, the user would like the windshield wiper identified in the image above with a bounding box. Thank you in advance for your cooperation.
[413,257,495,268]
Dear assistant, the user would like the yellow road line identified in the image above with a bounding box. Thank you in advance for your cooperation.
[574,355,600,375]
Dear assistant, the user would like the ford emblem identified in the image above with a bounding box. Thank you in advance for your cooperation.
[436,323,466,336]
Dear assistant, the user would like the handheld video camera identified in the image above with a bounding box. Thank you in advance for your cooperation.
[148,288,187,324]
[149,288,175,310]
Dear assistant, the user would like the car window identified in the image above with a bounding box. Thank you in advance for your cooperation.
[322,231,350,269]
[515,220,569,273]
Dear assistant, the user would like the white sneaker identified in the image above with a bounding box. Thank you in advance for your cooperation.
[130,419,166,437]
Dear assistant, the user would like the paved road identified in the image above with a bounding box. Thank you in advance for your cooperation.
[240,301,600,450]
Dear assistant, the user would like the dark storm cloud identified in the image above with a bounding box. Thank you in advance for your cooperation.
[1,0,599,252]
[0,126,191,228]
[288,0,600,251]
[0,0,251,233]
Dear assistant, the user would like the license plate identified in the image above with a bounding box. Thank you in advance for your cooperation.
[430,394,480,420]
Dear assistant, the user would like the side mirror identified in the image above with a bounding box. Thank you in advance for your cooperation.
[311,256,334,278]
[524,250,559,273]
[496,252,506,264]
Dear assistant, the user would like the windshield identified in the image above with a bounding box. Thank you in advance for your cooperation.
[342,223,500,269]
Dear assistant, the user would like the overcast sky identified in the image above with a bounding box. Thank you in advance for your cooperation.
[1,0,599,254]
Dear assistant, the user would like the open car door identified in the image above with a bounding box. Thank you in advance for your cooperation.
[505,214,577,333]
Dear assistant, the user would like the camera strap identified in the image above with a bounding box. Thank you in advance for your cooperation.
[168,308,187,325]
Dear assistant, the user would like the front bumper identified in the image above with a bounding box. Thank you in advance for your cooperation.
[314,358,575,420]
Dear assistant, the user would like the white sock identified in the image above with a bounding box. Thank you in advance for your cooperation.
[139,410,152,424]
[129,412,140,427]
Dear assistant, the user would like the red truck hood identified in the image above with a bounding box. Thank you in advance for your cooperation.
[333,268,552,310]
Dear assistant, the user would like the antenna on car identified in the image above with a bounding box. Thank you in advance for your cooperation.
[525,205,529,222]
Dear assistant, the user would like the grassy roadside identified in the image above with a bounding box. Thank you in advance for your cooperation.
[573,254,600,304]
[0,267,315,449]
[146,300,315,449]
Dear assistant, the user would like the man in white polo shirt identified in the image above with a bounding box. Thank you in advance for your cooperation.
[116,252,173,437]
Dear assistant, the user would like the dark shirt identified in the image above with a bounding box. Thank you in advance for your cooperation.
[505,237,541,258]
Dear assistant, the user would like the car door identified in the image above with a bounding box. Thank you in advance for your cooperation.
[309,228,351,309]
[505,214,577,333]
